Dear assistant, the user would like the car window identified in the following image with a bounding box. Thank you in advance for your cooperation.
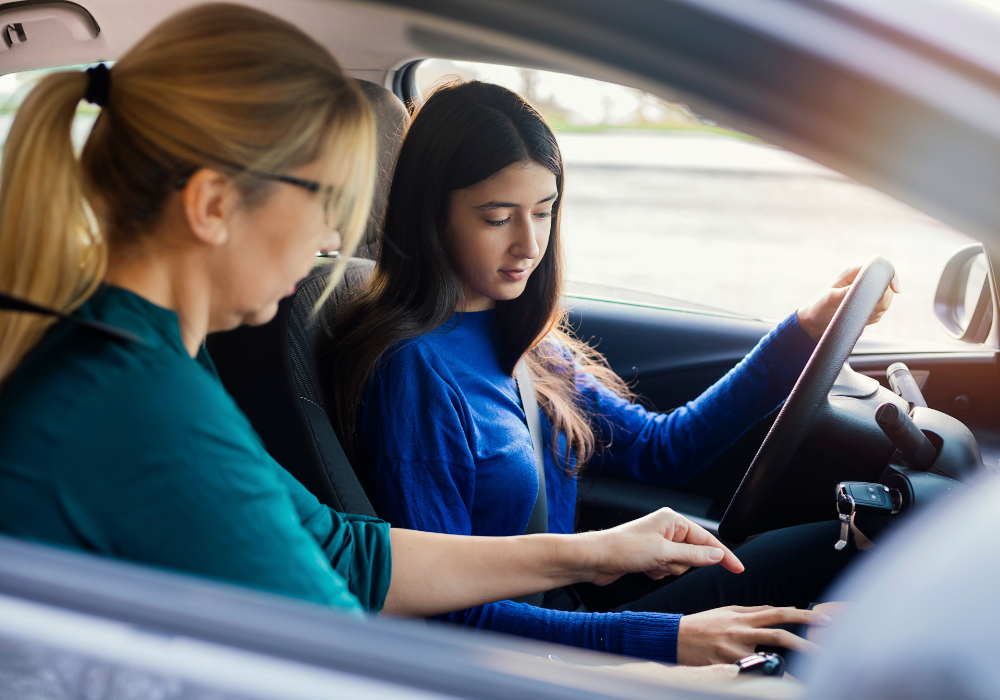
[0,65,103,151]
[414,60,980,349]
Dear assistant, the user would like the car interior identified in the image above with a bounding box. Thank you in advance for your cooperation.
[207,54,999,611]
[1,0,1000,696]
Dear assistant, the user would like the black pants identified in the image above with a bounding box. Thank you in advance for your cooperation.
[543,520,859,614]
[615,520,860,615]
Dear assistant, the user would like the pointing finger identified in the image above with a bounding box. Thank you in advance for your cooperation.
[662,542,731,569]
[669,517,744,573]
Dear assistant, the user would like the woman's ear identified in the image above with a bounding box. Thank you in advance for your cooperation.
[182,168,234,247]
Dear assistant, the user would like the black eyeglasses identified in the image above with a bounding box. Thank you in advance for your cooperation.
[174,167,338,229]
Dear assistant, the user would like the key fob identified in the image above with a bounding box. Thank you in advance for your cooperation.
[736,652,785,676]
[835,481,902,546]
[840,481,900,514]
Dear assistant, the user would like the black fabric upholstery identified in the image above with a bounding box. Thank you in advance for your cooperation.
[355,79,410,259]
[207,79,408,515]
[206,258,376,515]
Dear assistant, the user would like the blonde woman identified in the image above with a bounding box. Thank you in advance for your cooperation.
[0,3,741,640]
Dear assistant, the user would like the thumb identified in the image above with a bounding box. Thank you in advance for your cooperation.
[664,541,727,568]
[829,285,850,303]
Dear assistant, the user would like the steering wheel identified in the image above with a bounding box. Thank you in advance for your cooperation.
[718,257,896,544]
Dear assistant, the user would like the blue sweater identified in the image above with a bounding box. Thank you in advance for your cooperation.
[361,310,815,662]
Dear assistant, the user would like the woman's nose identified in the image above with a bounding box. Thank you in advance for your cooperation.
[319,230,342,255]
[511,216,539,259]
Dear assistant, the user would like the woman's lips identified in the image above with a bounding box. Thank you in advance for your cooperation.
[500,268,530,282]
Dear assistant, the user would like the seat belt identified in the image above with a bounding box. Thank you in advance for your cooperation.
[0,292,145,344]
[513,359,547,607]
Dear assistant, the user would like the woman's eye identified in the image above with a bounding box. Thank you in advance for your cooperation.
[535,211,553,219]
[486,217,510,227]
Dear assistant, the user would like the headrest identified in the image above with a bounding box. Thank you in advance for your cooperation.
[207,258,376,515]
[354,80,410,259]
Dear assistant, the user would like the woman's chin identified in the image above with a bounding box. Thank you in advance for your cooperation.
[242,302,280,328]
[491,281,530,301]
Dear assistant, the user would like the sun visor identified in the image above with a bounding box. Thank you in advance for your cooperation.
[0,1,105,73]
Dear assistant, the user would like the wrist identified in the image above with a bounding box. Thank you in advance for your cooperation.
[565,530,603,584]
[796,306,823,341]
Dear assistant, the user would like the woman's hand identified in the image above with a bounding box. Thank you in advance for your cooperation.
[384,509,740,618]
[797,265,901,341]
[585,508,744,586]
[677,605,829,665]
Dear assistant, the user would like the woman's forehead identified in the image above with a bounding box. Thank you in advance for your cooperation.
[457,162,557,205]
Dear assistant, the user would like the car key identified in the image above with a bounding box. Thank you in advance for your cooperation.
[835,481,902,549]
[736,652,785,676]
[839,481,900,513]
[834,485,854,550]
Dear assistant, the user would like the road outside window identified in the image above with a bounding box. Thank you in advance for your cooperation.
[415,60,977,349]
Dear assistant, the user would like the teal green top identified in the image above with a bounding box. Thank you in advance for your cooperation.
[0,286,391,614]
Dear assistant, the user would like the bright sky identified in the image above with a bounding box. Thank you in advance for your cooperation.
[416,60,686,126]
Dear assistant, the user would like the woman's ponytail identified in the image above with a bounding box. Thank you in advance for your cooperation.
[0,3,376,388]
[0,71,105,384]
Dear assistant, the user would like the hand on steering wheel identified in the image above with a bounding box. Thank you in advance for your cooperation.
[719,257,898,543]
[796,265,901,341]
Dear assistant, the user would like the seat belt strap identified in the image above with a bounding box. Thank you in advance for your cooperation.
[0,291,145,345]
[513,359,548,608]
[516,359,547,536]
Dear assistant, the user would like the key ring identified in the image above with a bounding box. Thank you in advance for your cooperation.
[836,486,856,517]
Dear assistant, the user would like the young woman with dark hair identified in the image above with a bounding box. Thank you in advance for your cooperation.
[327,81,899,665]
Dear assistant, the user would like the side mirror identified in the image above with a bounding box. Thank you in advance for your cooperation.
[934,244,993,343]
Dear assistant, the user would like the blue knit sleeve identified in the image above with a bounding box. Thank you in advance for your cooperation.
[585,312,816,486]
[440,602,682,663]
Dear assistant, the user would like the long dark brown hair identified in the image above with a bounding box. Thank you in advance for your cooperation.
[327,81,631,471]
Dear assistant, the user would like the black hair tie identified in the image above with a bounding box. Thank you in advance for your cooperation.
[84,64,110,107]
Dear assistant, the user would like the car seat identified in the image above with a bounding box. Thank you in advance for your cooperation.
[206,79,408,515]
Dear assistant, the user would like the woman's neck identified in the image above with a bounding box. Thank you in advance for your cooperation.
[104,246,211,358]
[457,288,496,312]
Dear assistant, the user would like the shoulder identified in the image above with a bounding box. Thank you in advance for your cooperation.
[363,334,470,431]
[374,334,457,390]
[0,327,261,471]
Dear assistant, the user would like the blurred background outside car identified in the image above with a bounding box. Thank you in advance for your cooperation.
[0,62,976,347]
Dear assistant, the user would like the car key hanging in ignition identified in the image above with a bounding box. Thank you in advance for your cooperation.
[834,481,902,549]
[835,485,855,551]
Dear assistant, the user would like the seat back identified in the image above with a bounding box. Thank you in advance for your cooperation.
[356,80,410,259]
[207,259,375,513]
[206,79,408,514]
